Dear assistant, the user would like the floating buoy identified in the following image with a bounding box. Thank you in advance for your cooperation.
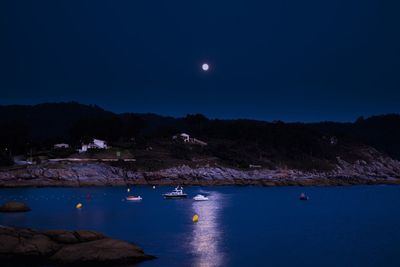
[127,188,131,192]
[152,186,156,189]
[192,214,199,223]
[76,203,83,209]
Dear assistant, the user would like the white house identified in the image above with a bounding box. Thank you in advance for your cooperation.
[54,143,69,149]
[172,133,190,142]
[172,133,207,146]
[79,144,89,153]
[78,139,108,153]
[91,139,108,149]
[180,133,190,142]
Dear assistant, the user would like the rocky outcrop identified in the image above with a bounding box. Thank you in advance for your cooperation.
[0,151,399,187]
[0,226,154,264]
[0,163,131,187]
[0,202,31,212]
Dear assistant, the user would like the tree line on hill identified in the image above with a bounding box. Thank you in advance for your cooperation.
[0,102,399,168]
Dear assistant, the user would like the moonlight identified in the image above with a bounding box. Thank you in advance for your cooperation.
[202,63,209,71]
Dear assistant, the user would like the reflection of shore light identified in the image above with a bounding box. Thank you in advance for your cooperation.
[190,193,224,267]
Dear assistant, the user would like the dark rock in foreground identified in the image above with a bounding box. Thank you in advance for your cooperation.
[0,202,31,212]
[0,226,155,265]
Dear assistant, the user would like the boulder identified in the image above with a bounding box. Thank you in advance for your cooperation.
[0,233,19,253]
[0,202,31,212]
[13,234,60,256]
[51,238,153,264]
[0,226,154,264]
[75,230,105,242]
[44,230,79,244]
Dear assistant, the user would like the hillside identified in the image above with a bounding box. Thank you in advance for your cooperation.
[1,102,400,173]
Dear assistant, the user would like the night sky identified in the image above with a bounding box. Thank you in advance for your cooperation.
[1,0,399,122]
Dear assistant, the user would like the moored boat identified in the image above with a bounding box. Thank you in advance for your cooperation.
[163,186,187,199]
[126,196,142,201]
[299,192,309,200]
[193,194,209,201]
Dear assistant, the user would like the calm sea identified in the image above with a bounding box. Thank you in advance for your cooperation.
[1,185,400,267]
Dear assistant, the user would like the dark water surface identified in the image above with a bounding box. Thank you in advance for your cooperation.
[1,186,400,267]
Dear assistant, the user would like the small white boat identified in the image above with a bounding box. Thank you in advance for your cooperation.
[193,194,209,201]
[126,196,142,201]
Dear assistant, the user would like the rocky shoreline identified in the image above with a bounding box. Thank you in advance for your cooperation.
[1,153,400,187]
[0,225,154,265]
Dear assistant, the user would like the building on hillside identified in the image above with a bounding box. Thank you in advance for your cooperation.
[172,133,207,146]
[172,133,190,142]
[79,144,89,153]
[91,139,108,149]
[180,133,190,142]
[78,138,109,153]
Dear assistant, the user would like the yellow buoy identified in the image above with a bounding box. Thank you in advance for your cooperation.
[192,214,199,222]
[76,203,83,209]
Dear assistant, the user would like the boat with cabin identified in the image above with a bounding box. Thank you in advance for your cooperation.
[163,186,187,199]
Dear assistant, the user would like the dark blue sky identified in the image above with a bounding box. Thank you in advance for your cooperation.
[1,0,399,122]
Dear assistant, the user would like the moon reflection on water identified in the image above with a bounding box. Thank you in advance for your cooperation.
[190,192,226,267]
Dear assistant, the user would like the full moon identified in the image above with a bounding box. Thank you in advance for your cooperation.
[202,63,209,71]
